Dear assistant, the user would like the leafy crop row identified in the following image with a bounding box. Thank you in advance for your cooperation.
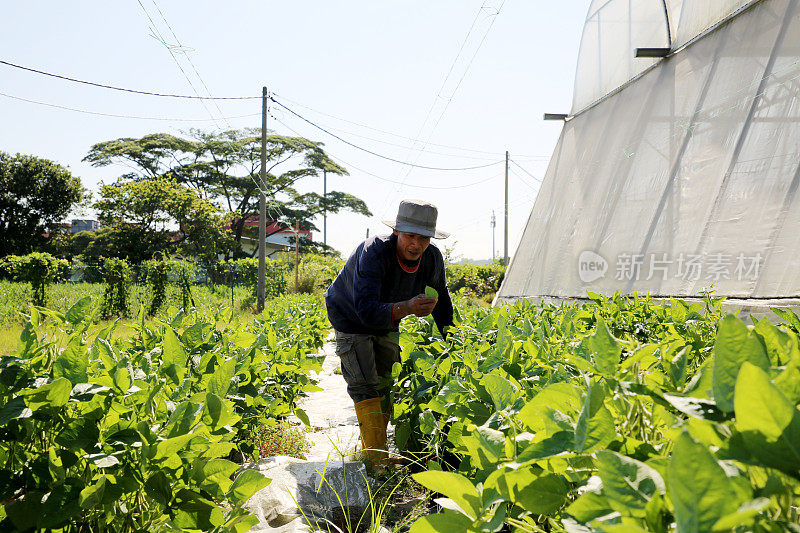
[0,294,327,532]
[393,293,800,532]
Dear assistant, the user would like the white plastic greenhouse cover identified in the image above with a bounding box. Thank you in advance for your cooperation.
[497,0,800,303]
[573,0,762,113]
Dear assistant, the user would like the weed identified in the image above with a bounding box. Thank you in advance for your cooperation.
[251,420,312,460]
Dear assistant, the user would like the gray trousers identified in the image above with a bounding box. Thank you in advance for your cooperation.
[334,330,401,404]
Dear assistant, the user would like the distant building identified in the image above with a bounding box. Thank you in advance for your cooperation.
[71,219,99,234]
[229,216,312,257]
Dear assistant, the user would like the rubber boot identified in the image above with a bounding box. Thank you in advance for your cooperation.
[354,397,388,466]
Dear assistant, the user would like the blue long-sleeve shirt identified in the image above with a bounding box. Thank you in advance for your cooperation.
[325,233,454,335]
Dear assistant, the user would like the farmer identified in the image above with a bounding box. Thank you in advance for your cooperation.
[324,199,454,464]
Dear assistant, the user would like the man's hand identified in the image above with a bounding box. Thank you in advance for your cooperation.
[407,294,438,317]
[392,294,438,322]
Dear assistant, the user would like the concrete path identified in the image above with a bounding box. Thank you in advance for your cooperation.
[293,338,362,462]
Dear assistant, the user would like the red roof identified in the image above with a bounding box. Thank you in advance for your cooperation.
[228,216,312,239]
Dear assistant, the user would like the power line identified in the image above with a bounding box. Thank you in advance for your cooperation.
[271,91,549,159]
[145,0,232,129]
[0,58,259,100]
[270,96,503,172]
[509,167,540,193]
[0,90,260,122]
[510,159,543,182]
[269,106,503,162]
[380,0,507,216]
[135,0,216,127]
[271,114,504,190]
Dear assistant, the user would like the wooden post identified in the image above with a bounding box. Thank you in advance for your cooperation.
[294,221,299,292]
[257,87,268,312]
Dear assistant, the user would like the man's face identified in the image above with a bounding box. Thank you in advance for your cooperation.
[394,230,431,262]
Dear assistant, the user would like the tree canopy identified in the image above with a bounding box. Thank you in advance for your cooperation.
[0,151,86,256]
[84,129,371,256]
[89,176,232,264]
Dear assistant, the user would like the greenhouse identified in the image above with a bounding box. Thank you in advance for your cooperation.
[496,0,800,308]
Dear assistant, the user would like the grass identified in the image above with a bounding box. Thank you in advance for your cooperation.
[0,280,259,355]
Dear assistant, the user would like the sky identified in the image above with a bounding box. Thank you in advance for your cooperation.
[0,1,589,261]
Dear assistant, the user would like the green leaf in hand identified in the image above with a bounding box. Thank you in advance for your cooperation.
[425,286,439,298]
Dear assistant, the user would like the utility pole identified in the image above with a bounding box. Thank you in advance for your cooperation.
[504,150,509,266]
[323,169,327,246]
[491,210,496,262]
[294,221,299,292]
[257,86,268,312]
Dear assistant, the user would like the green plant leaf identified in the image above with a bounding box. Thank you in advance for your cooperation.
[0,396,33,426]
[517,431,574,462]
[228,469,270,505]
[712,315,769,412]
[144,471,172,507]
[65,296,94,324]
[412,471,481,520]
[515,473,571,515]
[56,417,100,451]
[596,450,665,518]
[425,286,439,298]
[772,307,800,333]
[20,377,72,410]
[152,433,195,460]
[70,383,111,402]
[582,316,621,375]
[172,489,223,529]
[734,362,800,474]
[566,490,614,523]
[574,383,615,453]
[517,383,582,432]
[202,393,237,431]
[161,327,186,384]
[667,431,740,533]
[53,338,89,385]
[206,356,236,397]
[481,373,517,412]
[294,407,310,427]
[475,424,505,461]
[754,318,798,365]
[409,510,474,532]
[79,476,107,509]
[165,401,202,438]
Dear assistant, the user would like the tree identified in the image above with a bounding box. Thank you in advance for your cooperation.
[91,176,233,264]
[0,151,86,256]
[84,130,371,256]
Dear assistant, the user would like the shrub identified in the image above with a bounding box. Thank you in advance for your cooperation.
[231,257,289,300]
[141,255,171,315]
[0,252,68,305]
[445,261,505,299]
[100,257,131,317]
[249,420,312,460]
[294,253,344,294]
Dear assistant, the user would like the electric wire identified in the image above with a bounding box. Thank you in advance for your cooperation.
[510,159,543,183]
[0,59,259,99]
[271,114,504,190]
[271,91,549,160]
[135,0,221,128]
[380,0,507,216]
[269,106,505,162]
[146,0,232,129]
[0,90,260,122]
[270,96,503,172]
[509,167,541,193]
